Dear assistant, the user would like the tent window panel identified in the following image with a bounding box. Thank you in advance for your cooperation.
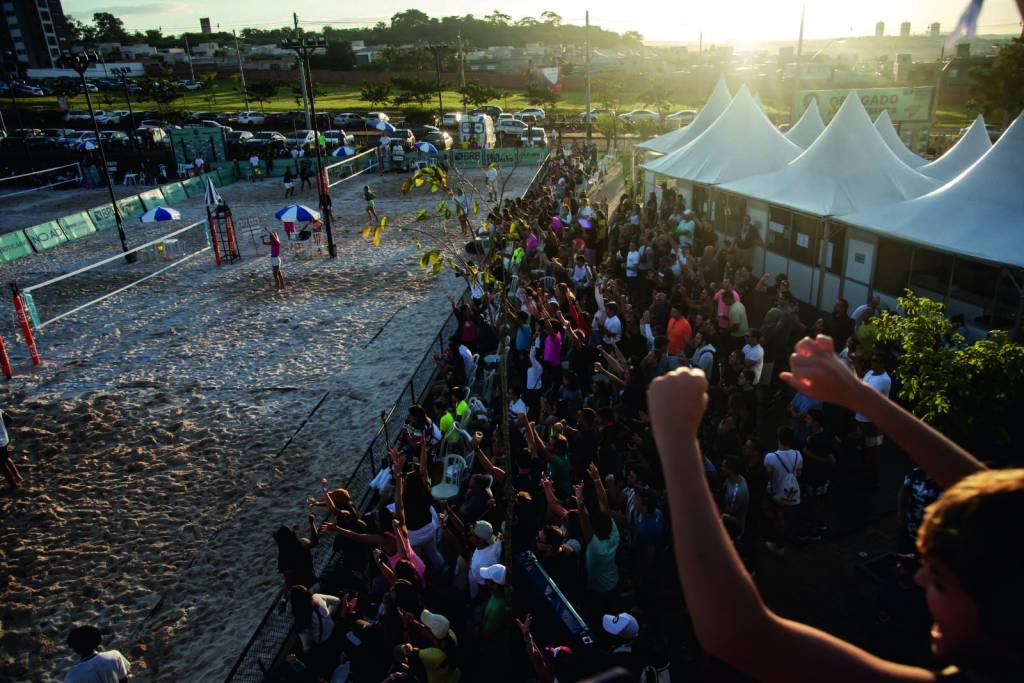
[994,272,1021,327]
[875,238,913,295]
[911,249,954,300]
[823,224,845,275]
[767,207,790,255]
[693,185,710,217]
[716,194,746,238]
[789,214,819,266]
[951,259,998,309]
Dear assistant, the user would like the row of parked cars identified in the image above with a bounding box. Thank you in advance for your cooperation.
[2,77,202,97]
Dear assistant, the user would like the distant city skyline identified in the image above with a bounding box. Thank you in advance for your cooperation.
[63,0,1023,44]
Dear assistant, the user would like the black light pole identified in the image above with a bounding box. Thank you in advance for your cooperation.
[60,50,134,263]
[426,44,447,126]
[110,66,136,149]
[280,33,336,259]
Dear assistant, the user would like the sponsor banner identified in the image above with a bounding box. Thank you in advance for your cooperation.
[57,211,97,239]
[137,189,165,210]
[89,203,119,232]
[24,221,68,252]
[0,231,34,262]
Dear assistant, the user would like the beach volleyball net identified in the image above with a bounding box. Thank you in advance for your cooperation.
[0,163,83,201]
[19,219,211,331]
[324,148,379,190]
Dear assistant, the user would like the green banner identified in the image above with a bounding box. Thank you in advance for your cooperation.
[161,182,188,206]
[516,147,549,165]
[138,188,166,210]
[794,86,935,124]
[89,203,119,232]
[117,195,145,218]
[483,148,518,166]
[182,176,205,198]
[448,149,482,167]
[216,165,236,184]
[24,220,68,251]
[57,211,97,239]
[0,231,34,262]
[170,127,227,168]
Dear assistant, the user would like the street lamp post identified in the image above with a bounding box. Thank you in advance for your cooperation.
[279,34,336,259]
[426,44,447,127]
[110,66,136,149]
[60,50,134,263]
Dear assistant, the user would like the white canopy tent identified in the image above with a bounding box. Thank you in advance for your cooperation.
[919,115,992,182]
[640,85,801,185]
[784,99,826,149]
[720,92,941,217]
[874,110,928,168]
[842,113,1024,269]
[634,77,732,155]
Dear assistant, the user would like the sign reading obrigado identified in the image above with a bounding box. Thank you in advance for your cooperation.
[794,86,935,124]
[794,86,935,153]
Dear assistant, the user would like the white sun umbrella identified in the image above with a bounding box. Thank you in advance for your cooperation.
[275,204,321,222]
[139,206,181,222]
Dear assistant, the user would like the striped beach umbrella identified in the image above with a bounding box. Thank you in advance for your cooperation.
[414,141,437,155]
[332,145,356,157]
[139,206,181,222]
[374,121,396,133]
[76,140,98,151]
[275,204,321,222]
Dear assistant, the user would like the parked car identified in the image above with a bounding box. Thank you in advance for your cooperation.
[333,112,364,128]
[322,129,355,146]
[367,111,390,125]
[442,111,463,128]
[516,107,545,123]
[245,131,286,149]
[387,128,416,147]
[520,127,548,147]
[28,128,75,149]
[666,109,697,126]
[420,130,453,150]
[96,110,131,125]
[64,109,94,122]
[13,83,44,97]
[470,106,502,122]
[179,80,204,91]
[619,109,661,123]
[284,129,316,149]
[184,120,232,131]
[188,111,216,122]
[237,111,266,125]
[80,82,99,93]
[227,130,254,145]
[63,131,97,148]
[213,112,237,125]
[409,124,439,139]
[99,131,131,147]
[580,108,616,122]
[135,126,168,145]
[138,119,166,129]
[497,118,529,136]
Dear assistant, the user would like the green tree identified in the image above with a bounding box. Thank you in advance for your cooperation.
[486,11,512,25]
[623,30,644,46]
[875,291,1024,459]
[245,81,279,112]
[641,80,673,128]
[91,12,129,43]
[139,78,184,115]
[541,11,562,26]
[595,114,618,150]
[969,38,1024,129]
[524,84,560,113]
[459,82,502,108]
[360,82,392,109]
[391,77,439,106]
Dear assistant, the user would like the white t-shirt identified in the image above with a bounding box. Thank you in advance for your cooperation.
[763,449,803,496]
[742,343,765,384]
[299,593,339,653]
[0,409,8,447]
[459,344,475,381]
[469,539,503,597]
[65,651,131,683]
[526,343,543,390]
[692,344,715,377]
[625,250,641,277]
[603,315,622,345]
[485,167,498,185]
[249,155,259,168]
[855,370,892,423]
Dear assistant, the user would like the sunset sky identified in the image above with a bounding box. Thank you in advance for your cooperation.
[64,0,1023,44]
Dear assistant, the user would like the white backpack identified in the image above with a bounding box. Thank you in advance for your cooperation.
[770,451,801,506]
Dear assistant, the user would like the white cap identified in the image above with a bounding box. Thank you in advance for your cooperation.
[602,612,639,640]
[420,609,450,639]
[479,563,507,585]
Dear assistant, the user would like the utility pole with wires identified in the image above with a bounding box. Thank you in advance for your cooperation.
[233,30,249,111]
[427,44,447,127]
[585,10,592,141]
[458,31,467,117]
[294,13,312,129]
[792,4,805,125]
[184,35,196,82]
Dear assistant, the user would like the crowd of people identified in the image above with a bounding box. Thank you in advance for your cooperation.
[58,141,1022,682]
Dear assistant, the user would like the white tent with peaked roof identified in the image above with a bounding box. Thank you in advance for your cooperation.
[874,110,928,168]
[784,99,825,149]
[640,85,802,185]
[919,115,992,182]
[841,113,1024,268]
[635,77,732,155]
[719,92,941,217]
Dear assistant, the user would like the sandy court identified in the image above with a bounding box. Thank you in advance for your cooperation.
[0,165,535,682]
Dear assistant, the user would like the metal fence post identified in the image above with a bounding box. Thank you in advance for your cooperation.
[380,410,389,445]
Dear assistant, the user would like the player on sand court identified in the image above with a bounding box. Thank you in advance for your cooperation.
[261,232,286,292]
[364,185,379,224]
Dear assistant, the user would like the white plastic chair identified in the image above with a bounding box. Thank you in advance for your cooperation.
[539,276,557,292]
[431,453,468,501]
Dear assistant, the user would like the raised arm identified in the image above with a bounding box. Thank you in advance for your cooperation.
[372,548,397,585]
[541,474,568,520]
[574,481,593,543]
[516,615,554,683]
[472,433,506,484]
[648,368,934,683]
[586,462,610,515]
[781,335,985,489]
